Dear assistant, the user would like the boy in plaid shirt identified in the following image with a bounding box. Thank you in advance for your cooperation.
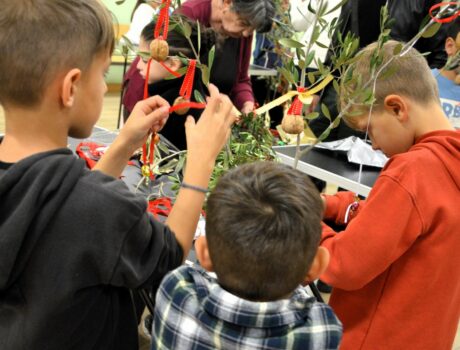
[152,162,342,349]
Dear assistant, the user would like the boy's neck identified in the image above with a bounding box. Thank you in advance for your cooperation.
[412,102,455,138]
[0,106,69,163]
[439,68,458,82]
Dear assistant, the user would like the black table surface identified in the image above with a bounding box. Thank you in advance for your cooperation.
[274,145,381,189]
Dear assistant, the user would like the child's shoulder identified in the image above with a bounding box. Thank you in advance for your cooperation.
[160,264,210,293]
[382,130,460,184]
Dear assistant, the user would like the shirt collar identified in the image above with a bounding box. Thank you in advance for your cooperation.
[191,266,315,328]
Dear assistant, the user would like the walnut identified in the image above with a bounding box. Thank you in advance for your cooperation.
[173,96,190,115]
[150,39,169,62]
[281,114,304,134]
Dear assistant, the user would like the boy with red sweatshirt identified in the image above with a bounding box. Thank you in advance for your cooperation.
[320,40,460,350]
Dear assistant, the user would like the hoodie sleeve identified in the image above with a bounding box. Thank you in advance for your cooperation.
[109,213,183,289]
[320,174,424,290]
[68,170,183,290]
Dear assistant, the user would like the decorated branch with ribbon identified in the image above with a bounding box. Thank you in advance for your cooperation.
[141,58,160,181]
[169,59,206,115]
[281,87,307,134]
[150,0,171,62]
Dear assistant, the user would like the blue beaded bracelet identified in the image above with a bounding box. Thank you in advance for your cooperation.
[180,182,209,194]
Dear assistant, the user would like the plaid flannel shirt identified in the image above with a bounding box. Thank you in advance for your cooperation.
[152,265,342,349]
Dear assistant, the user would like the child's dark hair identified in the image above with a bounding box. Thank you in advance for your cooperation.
[446,17,460,40]
[206,162,323,301]
[141,16,216,64]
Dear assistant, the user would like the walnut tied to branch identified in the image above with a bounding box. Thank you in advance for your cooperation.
[150,38,169,62]
[281,114,304,134]
[173,97,190,115]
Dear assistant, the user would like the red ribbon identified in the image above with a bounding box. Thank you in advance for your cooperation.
[154,0,171,39]
[148,197,173,218]
[179,60,197,100]
[168,59,206,113]
[143,58,152,100]
[429,2,460,23]
[147,197,206,218]
[160,61,182,77]
[142,58,156,180]
[169,101,206,113]
[287,87,307,115]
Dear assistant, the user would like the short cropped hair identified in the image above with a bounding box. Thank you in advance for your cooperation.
[206,162,323,301]
[0,0,114,108]
[232,0,275,33]
[340,40,439,128]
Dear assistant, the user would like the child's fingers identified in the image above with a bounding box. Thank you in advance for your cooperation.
[140,106,169,133]
[184,116,196,135]
[217,94,236,125]
[141,95,170,113]
[204,84,222,115]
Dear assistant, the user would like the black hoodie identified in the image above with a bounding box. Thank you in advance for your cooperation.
[0,148,182,349]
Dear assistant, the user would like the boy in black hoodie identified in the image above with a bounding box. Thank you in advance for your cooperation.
[0,1,235,349]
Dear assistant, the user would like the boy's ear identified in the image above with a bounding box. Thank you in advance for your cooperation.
[383,94,408,122]
[61,68,81,108]
[303,246,330,284]
[194,236,214,272]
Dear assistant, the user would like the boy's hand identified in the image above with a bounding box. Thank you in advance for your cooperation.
[185,84,237,166]
[94,96,170,178]
[119,95,170,151]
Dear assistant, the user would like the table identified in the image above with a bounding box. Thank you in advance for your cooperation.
[69,126,184,197]
[249,64,278,77]
[274,145,381,197]
[69,127,197,262]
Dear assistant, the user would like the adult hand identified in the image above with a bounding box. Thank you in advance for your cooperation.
[240,101,255,115]
[119,95,170,151]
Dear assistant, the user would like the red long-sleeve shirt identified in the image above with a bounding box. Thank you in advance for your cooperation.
[321,130,460,350]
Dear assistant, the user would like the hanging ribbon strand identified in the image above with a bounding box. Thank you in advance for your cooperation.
[170,59,206,114]
[154,0,171,40]
[149,0,171,62]
[141,58,158,180]
[180,59,197,100]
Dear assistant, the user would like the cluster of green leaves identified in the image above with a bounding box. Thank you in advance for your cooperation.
[273,0,360,144]
[136,136,186,191]
[206,112,277,190]
[167,113,277,198]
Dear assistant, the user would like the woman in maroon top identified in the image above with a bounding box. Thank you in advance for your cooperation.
[122,0,275,117]
[178,0,275,114]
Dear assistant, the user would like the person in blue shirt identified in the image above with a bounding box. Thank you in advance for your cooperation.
[432,18,460,129]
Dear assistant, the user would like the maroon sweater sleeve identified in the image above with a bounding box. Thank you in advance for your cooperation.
[230,36,255,110]
[176,0,211,26]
